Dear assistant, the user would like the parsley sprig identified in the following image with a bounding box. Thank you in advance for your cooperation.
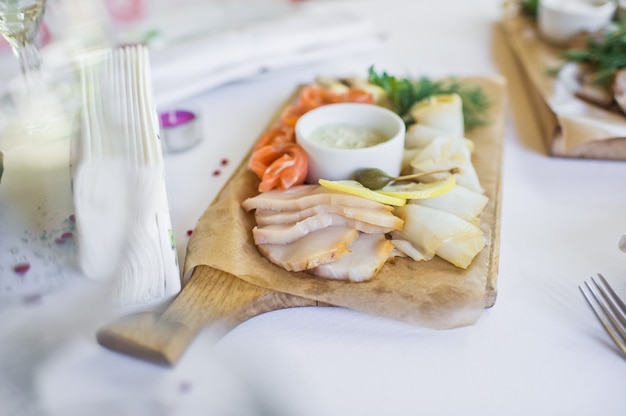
[367,66,490,130]
[564,19,626,86]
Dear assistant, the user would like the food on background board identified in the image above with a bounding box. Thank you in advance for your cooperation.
[518,0,626,116]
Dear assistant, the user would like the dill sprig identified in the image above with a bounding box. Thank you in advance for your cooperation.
[564,19,626,85]
[367,66,490,130]
[521,0,539,17]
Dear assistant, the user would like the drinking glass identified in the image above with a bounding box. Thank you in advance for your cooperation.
[0,0,79,305]
[0,0,46,86]
[0,0,77,139]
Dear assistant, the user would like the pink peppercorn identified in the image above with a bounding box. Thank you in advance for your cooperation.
[14,263,30,275]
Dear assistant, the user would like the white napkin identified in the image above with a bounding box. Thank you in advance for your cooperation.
[148,4,382,106]
[73,45,180,307]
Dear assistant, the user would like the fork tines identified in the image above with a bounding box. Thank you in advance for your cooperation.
[579,273,626,357]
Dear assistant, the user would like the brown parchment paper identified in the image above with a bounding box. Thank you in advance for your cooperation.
[183,76,506,330]
[501,9,626,160]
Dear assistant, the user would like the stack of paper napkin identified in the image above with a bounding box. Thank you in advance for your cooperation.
[73,44,180,307]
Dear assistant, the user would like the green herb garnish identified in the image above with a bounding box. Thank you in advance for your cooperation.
[521,0,539,17]
[367,66,490,130]
[564,19,626,85]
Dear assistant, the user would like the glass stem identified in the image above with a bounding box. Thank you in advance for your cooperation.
[15,40,42,75]
[10,40,46,105]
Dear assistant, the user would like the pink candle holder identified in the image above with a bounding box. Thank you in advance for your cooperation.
[159,108,202,153]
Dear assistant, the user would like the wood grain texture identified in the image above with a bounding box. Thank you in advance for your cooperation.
[97,266,321,365]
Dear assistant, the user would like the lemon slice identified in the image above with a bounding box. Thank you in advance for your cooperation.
[378,175,456,200]
[318,179,406,206]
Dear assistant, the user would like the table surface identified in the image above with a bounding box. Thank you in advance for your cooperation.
[1,1,626,415]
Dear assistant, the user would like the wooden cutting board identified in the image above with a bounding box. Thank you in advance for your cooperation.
[97,76,506,366]
[97,266,325,365]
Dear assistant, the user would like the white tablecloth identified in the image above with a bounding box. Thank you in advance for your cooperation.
[1,0,625,415]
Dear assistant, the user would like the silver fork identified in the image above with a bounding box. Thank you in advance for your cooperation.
[579,273,626,357]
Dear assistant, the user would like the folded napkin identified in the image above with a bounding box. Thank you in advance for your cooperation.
[147,3,382,106]
[73,45,180,307]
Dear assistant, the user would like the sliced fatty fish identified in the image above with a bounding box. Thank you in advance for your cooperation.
[254,204,403,230]
[257,226,358,272]
[410,184,488,225]
[253,212,396,245]
[388,235,429,262]
[242,184,393,212]
[393,204,485,269]
[309,233,394,282]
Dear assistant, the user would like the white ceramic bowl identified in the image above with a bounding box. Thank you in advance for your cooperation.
[295,103,405,184]
[538,0,616,47]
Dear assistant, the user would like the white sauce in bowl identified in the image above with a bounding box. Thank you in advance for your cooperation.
[308,124,388,149]
[538,0,616,46]
[295,102,405,183]
[545,0,613,13]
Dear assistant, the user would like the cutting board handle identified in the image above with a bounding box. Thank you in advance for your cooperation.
[96,265,322,366]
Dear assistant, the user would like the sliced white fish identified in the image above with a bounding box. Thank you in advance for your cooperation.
[309,233,394,282]
[410,184,488,224]
[404,123,446,149]
[257,226,358,272]
[409,93,465,139]
[253,212,394,245]
[409,136,483,194]
[394,204,485,269]
[436,232,486,269]
[388,233,429,261]
[254,204,403,229]
[242,184,393,212]
[401,147,421,171]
